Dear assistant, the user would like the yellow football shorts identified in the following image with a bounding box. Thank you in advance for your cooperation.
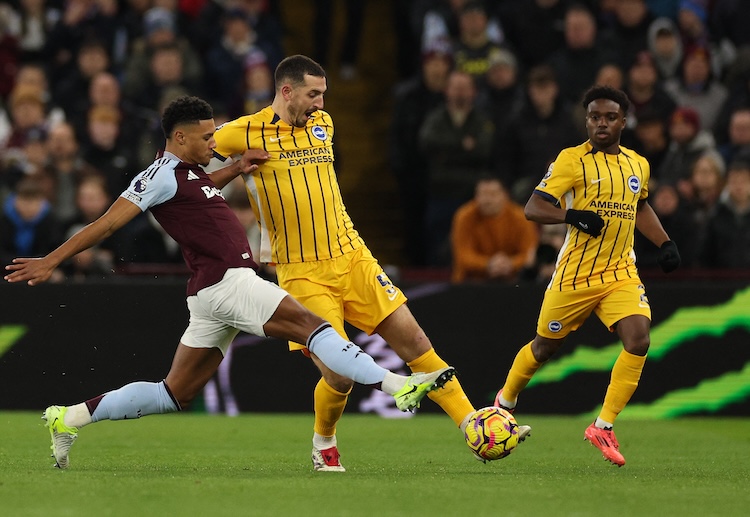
[275,246,407,351]
[536,278,651,339]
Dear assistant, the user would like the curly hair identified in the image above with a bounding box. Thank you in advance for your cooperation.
[161,96,214,139]
[581,86,630,113]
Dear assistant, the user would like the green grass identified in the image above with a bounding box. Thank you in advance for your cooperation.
[1,412,748,517]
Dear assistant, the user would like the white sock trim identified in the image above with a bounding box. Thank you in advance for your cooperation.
[64,403,92,428]
[313,433,337,450]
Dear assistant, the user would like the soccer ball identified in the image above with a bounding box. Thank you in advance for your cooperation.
[464,406,520,462]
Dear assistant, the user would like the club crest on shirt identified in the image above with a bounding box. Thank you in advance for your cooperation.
[312,126,327,141]
[628,175,641,194]
[548,320,562,333]
[134,178,149,193]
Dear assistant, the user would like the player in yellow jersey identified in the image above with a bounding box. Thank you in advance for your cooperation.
[494,86,681,467]
[212,55,504,471]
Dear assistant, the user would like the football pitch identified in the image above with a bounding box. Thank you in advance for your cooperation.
[1,412,748,517]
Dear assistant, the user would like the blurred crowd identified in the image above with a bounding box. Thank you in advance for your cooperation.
[1,0,750,284]
[0,0,283,279]
[389,0,750,283]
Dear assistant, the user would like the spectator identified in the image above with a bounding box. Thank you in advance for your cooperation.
[450,176,538,283]
[0,4,20,101]
[596,62,625,89]
[497,0,567,70]
[481,48,524,149]
[2,0,60,63]
[452,0,506,87]
[547,4,616,104]
[699,160,750,268]
[631,110,671,172]
[419,69,494,266]
[206,9,266,114]
[44,121,94,221]
[602,0,655,70]
[663,45,728,132]
[61,174,118,280]
[204,9,268,113]
[718,108,750,168]
[2,84,47,149]
[43,0,122,86]
[16,124,49,179]
[624,51,676,128]
[80,105,137,198]
[391,43,452,266]
[191,0,283,69]
[121,7,204,106]
[1,84,49,191]
[648,17,683,81]
[677,0,709,51]
[11,63,65,124]
[683,150,726,231]
[529,222,567,283]
[52,38,111,120]
[713,71,750,146]
[634,183,696,267]
[133,42,202,111]
[0,175,64,271]
[497,64,579,203]
[571,61,626,140]
[69,71,145,151]
[421,0,504,57]
[242,51,273,114]
[657,106,716,185]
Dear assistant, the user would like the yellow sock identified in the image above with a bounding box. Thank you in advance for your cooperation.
[313,378,351,437]
[600,350,647,423]
[407,348,475,427]
[501,341,543,404]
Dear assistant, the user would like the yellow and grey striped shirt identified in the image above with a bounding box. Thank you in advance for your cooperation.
[535,141,650,291]
[213,106,363,264]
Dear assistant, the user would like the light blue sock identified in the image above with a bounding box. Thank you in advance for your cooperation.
[90,381,180,422]
[306,324,388,386]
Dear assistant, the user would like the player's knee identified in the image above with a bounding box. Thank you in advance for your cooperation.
[623,335,650,356]
[532,337,562,362]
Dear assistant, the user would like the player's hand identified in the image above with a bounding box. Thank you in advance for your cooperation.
[4,257,55,286]
[657,240,681,273]
[564,209,605,237]
[239,149,269,174]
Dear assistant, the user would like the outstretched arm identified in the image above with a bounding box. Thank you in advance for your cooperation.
[4,197,142,286]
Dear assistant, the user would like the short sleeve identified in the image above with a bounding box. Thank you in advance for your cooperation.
[120,164,178,211]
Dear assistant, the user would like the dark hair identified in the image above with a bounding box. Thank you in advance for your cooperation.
[274,55,326,90]
[161,96,213,138]
[728,159,750,174]
[582,85,630,113]
[476,173,506,189]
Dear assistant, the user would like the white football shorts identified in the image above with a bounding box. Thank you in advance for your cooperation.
[181,268,287,355]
